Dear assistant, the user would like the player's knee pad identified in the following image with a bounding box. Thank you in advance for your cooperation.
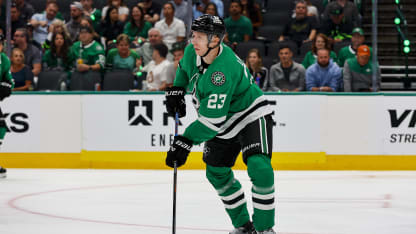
[247,154,274,189]
[206,165,234,191]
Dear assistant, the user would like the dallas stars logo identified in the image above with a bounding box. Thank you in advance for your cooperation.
[211,71,226,86]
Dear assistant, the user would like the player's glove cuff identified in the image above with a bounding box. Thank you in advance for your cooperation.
[165,86,186,118]
[166,135,193,168]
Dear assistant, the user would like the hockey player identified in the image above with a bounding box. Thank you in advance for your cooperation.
[165,14,276,234]
[0,34,15,178]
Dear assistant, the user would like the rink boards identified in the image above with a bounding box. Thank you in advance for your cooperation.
[1,92,415,170]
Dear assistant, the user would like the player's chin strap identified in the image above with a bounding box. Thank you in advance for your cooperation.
[201,34,223,58]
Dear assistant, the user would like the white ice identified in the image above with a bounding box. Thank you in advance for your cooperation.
[1,169,416,234]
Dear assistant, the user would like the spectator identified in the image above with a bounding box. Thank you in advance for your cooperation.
[14,0,35,22]
[100,6,125,47]
[80,17,101,43]
[279,0,317,50]
[66,1,84,42]
[102,0,129,22]
[161,0,191,25]
[306,48,341,92]
[43,20,71,50]
[167,41,186,83]
[204,2,219,16]
[106,34,141,71]
[70,26,105,73]
[123,5,152,47]
[337,27,368,67]
[136,27,163,66]
[269,44,305,92]
[343,45,380,92]
[193,0,224,19]
[321,2,354,43]
[11,3,26,37]
[302,33,337,69]
[241,0,263,33]
[224,1,253,45]
[81,0,102,32]
[29,1,59,45]
[144,43,171,91]
[13,28,41,76]
[10,48,33,91]
[42,32,73,71]
[292,0,319,22]
[245,48,268,91]
[154,2,186,50]
[324,0,360,28]
[138,0,161,25]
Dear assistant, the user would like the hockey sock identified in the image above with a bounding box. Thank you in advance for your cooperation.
[206,165,250,228]
[247,154,275,231]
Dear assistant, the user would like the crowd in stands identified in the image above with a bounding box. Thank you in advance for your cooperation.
[0,0,379,92]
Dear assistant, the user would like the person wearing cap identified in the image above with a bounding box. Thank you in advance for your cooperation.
[337,27,371,67]
[321,2,355,43]
[70,26,105,73]
[81,0,102,32]
[29,1,59,45]
[0,34,15,178]
[66,1,85,42]
[324,0,360,28]
[166,41,186,86]
[343,44,380,92]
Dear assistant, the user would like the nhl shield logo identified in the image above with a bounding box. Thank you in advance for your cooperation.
[211,71,226,86]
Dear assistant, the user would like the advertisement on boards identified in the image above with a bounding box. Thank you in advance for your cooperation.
[1,95,82,153]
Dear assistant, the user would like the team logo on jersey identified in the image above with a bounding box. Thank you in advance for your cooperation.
[211,72,226,86]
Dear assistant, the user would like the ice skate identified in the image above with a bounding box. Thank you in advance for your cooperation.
[256,228,276,234]
[0,166,6,178]
[229,221,255,234]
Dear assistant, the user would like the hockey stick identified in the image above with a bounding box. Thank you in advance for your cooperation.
[172,112,179,234]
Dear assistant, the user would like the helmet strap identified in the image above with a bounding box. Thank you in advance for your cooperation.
[201,34,221,58]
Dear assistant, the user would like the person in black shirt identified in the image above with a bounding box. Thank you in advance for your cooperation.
[279,0,317,50]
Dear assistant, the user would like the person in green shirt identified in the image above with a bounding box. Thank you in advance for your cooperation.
[302,33,337,69]
[343,45,380,92]
[81,0,102,32]
[106,34,141,71]
[337,27,371,67]
[224,1,252,46]
[42,32,73,71]
[0,34,15,178]
[165,15,275,234]
[70,26,105,73]
[123,5,152,48]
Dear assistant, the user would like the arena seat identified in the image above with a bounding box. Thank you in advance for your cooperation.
[103,70,135,91]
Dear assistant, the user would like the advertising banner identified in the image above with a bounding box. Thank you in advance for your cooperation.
[1,95,82,153]
[382,96,416,155]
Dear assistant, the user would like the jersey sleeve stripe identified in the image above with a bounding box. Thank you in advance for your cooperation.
[197,117,221,132]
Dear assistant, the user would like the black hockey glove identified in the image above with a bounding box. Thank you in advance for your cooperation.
[166,135,193,168]
[0,82,12,101]
[165,86,186,118]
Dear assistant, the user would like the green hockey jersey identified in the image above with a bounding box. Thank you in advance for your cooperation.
[70,40,105,69]
[174,43,272,144]
[0,53,15,88]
